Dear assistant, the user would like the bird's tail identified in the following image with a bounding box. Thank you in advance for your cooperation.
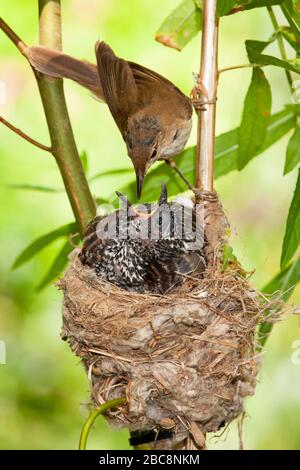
[27,45,104,100]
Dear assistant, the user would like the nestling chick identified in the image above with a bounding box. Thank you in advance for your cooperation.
[80,185,206,294]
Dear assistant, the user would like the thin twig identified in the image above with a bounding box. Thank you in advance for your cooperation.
[165,158,195,192]
[88,348,133,363]
[218,63,262,76]
[0,115,51,152]
[0,17,28,56]
[267,6,293,90]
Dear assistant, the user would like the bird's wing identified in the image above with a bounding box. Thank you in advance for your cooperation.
[95,41,138,135]
[28,44,192,120]
[129,61,193,119]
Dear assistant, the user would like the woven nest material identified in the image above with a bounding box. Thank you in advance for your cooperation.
[59,192,282,449]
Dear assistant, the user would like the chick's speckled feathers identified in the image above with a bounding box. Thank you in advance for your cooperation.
[80,187,206,294]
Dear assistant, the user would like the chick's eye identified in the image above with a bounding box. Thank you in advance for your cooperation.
[173,129,179,141]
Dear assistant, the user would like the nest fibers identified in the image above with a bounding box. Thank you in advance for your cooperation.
[59,191,283,449]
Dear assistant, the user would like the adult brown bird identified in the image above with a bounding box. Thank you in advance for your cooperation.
[27,42,193,198]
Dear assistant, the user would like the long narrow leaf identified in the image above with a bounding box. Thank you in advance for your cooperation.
[217,1,236,16]
[258,252,300,346]
[5,184,64,193]
[284,126,300,174]
[281,0,300,43]
[240,0,283,7]
[246,39,300,74]
[281,169,300,268]
[281,26,300,52]
[12,222,77,270]
[237,68,272,170]
[37,240,74,290]
[155,1,284,51]
[89,168,132,183]
[155,0,202,51]
[264,254,300,301]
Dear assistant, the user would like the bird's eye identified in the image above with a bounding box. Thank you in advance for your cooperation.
[173,129,179,141]
[144,137,155,146]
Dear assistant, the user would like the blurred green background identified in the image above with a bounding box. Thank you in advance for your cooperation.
[0,0,300,450]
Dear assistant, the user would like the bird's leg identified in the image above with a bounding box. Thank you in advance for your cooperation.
[165,158,197,194]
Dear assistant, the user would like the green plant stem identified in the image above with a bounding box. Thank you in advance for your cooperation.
[37,0,96,236]
[79,398,126,450]
[218,62,262,75]
[267,6,293,90]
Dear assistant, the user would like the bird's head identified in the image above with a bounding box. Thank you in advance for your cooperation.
[126,115,163,198]
[126,114,192,198]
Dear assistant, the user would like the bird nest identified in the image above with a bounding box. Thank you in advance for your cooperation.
[59,191,282,449]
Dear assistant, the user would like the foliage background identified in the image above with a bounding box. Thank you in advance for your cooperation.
[0,0,299,449]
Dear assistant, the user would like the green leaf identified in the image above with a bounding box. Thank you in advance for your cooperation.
[237,0,283,8]
[12,222,78,269]
[80,151,89,174]
[246,39,300,74]
[37,240,74,290]
[5,184,63,193]
[155,1,284,51]
[284,127,300,174]
[263,254,300,300]
[221,245,238,271]
[111,107,295,204]
[281,0,300,43]
[216,107,295,176]
[155,0,202,51]
[237,68,272,170]
[258,252,300,346]
[95,197,111,205]
[281,26,300,52]
[89,168,132,183]
[217,0,236,16]
[281,169,300,268]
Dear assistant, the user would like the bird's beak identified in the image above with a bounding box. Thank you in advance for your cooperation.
[116,191,132,208]
[136,169,144,199]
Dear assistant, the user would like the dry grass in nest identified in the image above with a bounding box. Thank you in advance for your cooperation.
[59,192,285,449]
